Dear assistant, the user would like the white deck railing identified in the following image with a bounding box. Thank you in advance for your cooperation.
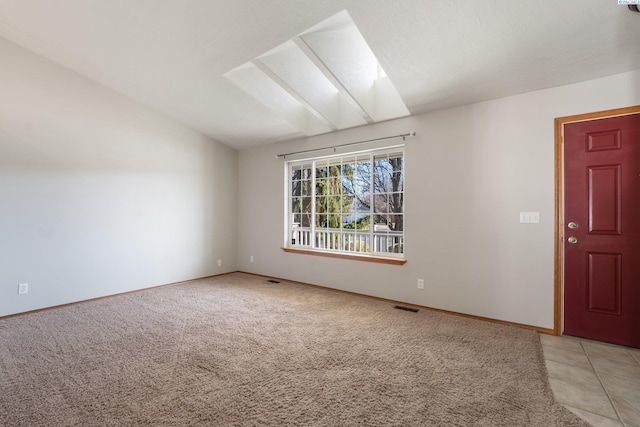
[291,226,403,255]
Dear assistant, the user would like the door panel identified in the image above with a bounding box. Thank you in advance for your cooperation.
[586,252,621,315]
[588,165,621,234]
[564,113,640,348]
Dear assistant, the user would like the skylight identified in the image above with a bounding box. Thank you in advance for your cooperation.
[224,10,409,138]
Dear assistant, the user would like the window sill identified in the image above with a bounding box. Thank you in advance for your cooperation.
[281,247,406,265]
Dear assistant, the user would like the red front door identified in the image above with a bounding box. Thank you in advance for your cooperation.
[564,113,640,348]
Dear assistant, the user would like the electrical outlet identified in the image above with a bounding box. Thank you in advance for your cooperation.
[250,256,254,263]
[417,279,424,289]
[217,259,222,267]
[18,283,29,295]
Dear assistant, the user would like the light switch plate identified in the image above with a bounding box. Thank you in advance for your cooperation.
[520,212,540,224]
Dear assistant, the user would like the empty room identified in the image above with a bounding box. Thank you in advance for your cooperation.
[1,1,639,425]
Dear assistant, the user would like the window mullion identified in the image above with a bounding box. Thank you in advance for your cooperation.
[311,159,317,249]
[288,164,292,247]
[368,154,374,253]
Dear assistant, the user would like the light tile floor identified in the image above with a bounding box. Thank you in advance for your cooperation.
[541,334,640,427]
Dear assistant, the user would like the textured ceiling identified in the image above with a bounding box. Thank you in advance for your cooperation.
[0,0,639,150]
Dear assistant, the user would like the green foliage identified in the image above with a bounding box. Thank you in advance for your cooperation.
[343,215,370,230]
[315,165,355,228]
[388,243,404,253]
[345,240,370,252]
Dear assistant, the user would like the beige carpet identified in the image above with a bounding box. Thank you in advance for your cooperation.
[0,273,588,426]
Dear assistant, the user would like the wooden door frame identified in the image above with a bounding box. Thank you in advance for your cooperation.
[553,105,640,336]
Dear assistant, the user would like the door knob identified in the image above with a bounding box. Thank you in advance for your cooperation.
[568,222,578,229]
[567,236,578,244]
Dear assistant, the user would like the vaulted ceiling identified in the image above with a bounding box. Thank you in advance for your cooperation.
[0,0,639,149]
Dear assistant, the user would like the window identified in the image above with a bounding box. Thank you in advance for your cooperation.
[287,147,404,258]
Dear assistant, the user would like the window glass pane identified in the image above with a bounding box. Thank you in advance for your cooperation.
[301,211,312,227]
[388,156,403,191]
[389,214,403,231]
[353,158,371,218]
[354,214,370,230]
[392,171,403,192]
[374,154,391,174]
[341,163,353,179]
[316,160,328,179]
[341,163,357,199]
[347,235,369,253]
[301,180,312,196]
[291,181,301,197]
[316,214,327,228]
[316,178,327,196]
[389,192,403,214]
[302,164,312,180]
[391,158,402,173]
[327,175,341,196]
[343,209,361,229]
[330,232,340,250]
[355,158,371,185]
[387,240,403,254]
[373,194,388,214]
[374,161,391,193]
[291,165,302,180]
[327,214,341,229]
[301,195,312,214]
[315,195,326,214]
[326,194,341,214]
[291,197,301,213]
[373,215,390,231]
[341,194,354,214]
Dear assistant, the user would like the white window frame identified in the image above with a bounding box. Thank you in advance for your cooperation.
[285,146,405,260]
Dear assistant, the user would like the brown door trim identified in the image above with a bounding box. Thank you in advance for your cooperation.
[553,105,640,336]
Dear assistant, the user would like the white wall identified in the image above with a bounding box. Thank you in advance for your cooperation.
[237,69,640,330]
[0,37,237,317]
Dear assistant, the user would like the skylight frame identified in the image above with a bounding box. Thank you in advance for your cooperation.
[224,10,409,138]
